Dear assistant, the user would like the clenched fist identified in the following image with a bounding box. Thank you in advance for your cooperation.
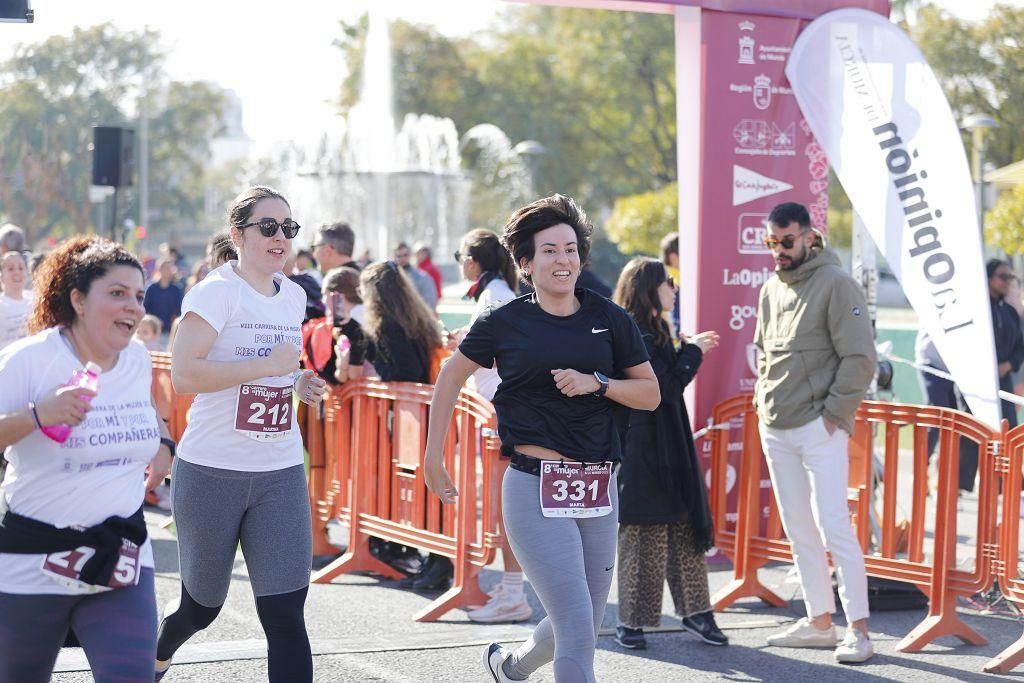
[265,342,300,377]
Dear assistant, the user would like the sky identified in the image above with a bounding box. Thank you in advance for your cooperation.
[0,0,1019,154]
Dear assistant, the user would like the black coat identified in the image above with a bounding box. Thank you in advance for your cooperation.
[617,328,714,552]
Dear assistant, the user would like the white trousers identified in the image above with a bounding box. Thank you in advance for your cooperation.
[759,416,870,623]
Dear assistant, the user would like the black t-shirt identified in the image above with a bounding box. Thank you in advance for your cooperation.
[366,319,431,384]
[459,288,649,462]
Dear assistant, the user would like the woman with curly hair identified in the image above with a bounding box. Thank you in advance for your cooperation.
[0,236,172,682]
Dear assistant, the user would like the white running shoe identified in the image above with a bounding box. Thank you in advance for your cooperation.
[766,617,839,648]
[483,642,518,682]
[834,628,874,664]
[468,590,533,623]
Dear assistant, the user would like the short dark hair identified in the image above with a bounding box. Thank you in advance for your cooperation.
[318,222,355,257]
[987,258,1010,279]
[323,266,362,304]
[501,194,592,285]
[296,248,317,267]
[659,232,678,264]
[768,202,811,230]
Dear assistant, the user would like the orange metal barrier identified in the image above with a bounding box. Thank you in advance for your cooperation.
[307,378,507,622]
[986,424,1024,673]
[150,352,193,442]
[708,395,1002,657]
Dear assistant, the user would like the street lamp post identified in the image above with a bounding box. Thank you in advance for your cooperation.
[960,113,999,237]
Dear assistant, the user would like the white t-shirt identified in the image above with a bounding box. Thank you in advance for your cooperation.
[0,329,159,595]
[177,262,306,472]
[0,292,33,352]
[469,278,516,401]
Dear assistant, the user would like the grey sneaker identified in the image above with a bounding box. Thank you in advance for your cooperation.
[834,628,874,663]
[483,642,518,682]
[766,617,839,648]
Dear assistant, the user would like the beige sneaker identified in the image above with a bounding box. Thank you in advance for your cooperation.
[766,617,839,648]
[468,590,533,623]
[834,628,874,663]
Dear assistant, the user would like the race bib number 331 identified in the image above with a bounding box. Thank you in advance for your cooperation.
[235,383,292,442]
[539,461,613,518]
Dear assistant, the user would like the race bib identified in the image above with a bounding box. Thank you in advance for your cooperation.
[40,539,141,594]
[235,383,293,442]
[539,461,613,518]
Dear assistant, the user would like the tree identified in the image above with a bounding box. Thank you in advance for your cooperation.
[985,183,1024,255]
[145,81,228,231]
[605,183,677,256]
[0,24,227,243]
[911,4,1024,170]
[334,7,675,216]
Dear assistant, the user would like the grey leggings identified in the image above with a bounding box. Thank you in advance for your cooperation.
[170,458,313,607]
[501,467,618,683]
[0,568,157,683]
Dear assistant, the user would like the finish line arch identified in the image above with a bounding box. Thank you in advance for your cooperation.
[507,0,891,540]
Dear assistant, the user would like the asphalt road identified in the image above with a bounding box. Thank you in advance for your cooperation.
[50,495,1024,682]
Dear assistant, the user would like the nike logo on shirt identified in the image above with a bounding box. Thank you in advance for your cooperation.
[592,328,608,334]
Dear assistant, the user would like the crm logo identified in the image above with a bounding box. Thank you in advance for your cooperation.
[738,213,769,254]
[729,304,757,331]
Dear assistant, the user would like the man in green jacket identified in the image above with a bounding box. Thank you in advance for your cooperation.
[753,201,876,664]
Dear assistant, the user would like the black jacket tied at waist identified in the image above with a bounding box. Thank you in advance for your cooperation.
[0,503,146,587]
[618,328,714,553]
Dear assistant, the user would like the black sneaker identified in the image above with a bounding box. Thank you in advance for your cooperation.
[681,611,729,646]
[614,625,647,650]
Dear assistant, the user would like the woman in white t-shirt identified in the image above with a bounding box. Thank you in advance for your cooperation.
[451,229,531,624]
[0,251,34,351]
[155,186,326,683]
[0,236,172,682]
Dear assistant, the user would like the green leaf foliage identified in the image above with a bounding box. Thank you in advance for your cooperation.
[985,183,1024,255]
[0,23,227,244]
[605,183,677,256]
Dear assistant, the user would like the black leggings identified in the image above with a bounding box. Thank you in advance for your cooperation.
[157,584,312,683]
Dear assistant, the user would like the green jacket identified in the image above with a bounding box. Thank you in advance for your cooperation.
[753,248,876,434]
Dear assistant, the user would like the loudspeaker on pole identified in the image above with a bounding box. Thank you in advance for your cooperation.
[91,126,135,188]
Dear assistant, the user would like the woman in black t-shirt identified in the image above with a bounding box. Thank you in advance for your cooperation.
[355,261,449,583]
[357,261,440,384]
[424,195,659,683]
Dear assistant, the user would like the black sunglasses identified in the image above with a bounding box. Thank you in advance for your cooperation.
[239,217,301,239]
[763,233,802,250]
[665,274,676,288]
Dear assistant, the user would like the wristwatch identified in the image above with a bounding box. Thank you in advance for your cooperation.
[159,437,177,458]
[592,371,610,398]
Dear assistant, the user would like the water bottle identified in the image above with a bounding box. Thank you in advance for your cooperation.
[41,361,101,444]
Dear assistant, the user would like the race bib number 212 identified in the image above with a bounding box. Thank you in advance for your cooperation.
[234,383,292,442]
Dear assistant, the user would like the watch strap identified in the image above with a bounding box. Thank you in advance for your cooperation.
[159,437,177,457]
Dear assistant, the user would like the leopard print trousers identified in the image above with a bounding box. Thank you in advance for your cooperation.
[617,520,711,628]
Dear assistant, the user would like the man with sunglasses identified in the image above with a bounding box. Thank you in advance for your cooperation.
[753,201,877,664]
[311,222,361,274]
